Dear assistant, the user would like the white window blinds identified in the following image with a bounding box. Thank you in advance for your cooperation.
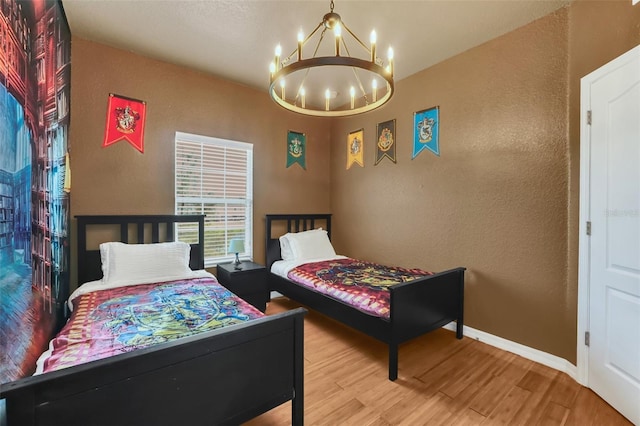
[175,132,253,266]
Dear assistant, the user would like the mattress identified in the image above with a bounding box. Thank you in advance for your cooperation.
[36,275,264,374]
[272,257,432,319]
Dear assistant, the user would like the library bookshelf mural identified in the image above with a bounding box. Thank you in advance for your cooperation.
[0,0,70,383]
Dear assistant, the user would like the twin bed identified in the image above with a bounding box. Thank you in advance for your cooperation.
[266,214,466,381]
[1,212,465,425]
[1,215,305,426]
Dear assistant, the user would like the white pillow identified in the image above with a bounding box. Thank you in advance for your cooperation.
[285,228,336,260]
[100,241,192,285]
[279,228,323,261]
[279,234,295,261]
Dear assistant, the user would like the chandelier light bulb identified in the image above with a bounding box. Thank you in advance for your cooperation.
[350,86,355,109]
[280,78,286,100]
[335,24,341,56]
[300,87,306,108]
[370,30,377,62]
[274,44,282,69]
[298,30,304,61]
[372,79,378,102]
[325,89,331,111]
[269,62,276,77]
[388,46,394,76]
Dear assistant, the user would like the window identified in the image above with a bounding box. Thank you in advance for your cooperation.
[175,132,253,267]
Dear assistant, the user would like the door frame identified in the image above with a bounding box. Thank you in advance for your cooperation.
[577,44,640,387]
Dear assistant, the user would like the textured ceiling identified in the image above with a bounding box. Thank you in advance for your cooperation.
[62,0,570,107]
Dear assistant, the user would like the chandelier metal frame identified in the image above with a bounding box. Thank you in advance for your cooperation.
[269,0,394,117]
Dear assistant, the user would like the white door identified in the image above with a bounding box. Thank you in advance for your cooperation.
[580,45,640,425]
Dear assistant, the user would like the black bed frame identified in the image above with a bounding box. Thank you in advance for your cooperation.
[1,215,306,426]
[266,213,465,381]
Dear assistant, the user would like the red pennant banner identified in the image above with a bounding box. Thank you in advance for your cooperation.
[102,94,147,153]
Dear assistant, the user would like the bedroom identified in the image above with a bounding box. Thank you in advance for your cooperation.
[1,0,639,424]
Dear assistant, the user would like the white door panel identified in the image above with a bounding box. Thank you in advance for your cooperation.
[604,288,640,382]
[584,44,640,425]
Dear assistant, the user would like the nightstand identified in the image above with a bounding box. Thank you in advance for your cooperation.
[216,261,269,312]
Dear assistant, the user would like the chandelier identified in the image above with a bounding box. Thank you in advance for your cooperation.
[269,0,394,117]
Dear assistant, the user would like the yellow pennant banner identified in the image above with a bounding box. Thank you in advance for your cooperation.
[346,129,364,169]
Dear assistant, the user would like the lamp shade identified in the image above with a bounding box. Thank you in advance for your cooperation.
[228,238,245,254]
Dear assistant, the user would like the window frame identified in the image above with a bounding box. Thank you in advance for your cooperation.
[174,131,253,267]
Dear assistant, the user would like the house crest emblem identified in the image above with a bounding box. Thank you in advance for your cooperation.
[417,117,435,143]
[115,106,140,134]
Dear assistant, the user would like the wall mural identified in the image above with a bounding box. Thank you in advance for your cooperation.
[0,0,71,383]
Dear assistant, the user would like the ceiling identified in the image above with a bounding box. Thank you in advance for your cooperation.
[62,0,570,108]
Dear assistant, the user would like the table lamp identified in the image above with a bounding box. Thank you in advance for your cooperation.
[228,238,245,270]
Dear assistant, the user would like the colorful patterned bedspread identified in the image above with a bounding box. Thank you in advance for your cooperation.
[42,277,263,373]
[287,258,433,319]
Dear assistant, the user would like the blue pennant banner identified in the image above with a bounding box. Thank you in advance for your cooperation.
[413,106,440,159]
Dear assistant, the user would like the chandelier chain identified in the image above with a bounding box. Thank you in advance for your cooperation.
[330,0,334,12]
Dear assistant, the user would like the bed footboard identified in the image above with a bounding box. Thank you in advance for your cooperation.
[387,267,466,380]
[1,308,306,426]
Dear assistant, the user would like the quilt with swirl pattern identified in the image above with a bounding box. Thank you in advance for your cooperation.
[41,277,263,373]
[287,258,432,319]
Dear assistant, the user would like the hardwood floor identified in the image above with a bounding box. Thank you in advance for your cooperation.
[245,297,631,426]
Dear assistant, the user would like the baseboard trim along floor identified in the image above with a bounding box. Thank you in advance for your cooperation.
[442,322,578,380]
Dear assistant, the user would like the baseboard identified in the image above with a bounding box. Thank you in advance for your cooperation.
[443,322,578,381]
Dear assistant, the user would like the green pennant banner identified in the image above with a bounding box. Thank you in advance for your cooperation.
[287,130,306,169]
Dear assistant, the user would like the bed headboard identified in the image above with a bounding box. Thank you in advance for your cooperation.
[265,214,332,269]
[75,215,206,285]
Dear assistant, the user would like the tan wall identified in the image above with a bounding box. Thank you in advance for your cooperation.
[69,0,640,363]
[330,0,640,363]
[330,9,573,360]
[69,38,332,288]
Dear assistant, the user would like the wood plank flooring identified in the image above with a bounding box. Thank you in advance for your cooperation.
[245,297,631,426]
